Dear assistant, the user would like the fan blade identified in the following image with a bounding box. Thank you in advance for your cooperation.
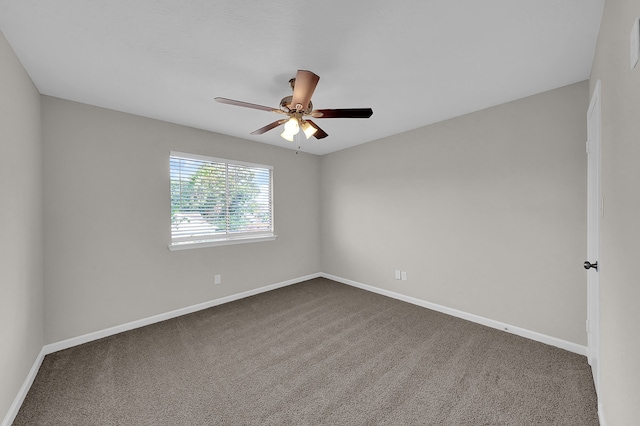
[306,120,328,139]
[311,108,373,119]
[215,97,280,113]
[251,119,288,135]
[290,70,320,112]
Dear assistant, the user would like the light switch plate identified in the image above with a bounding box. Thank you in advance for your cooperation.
[631,18,640,69]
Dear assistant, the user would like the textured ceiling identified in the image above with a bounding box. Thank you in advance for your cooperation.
[0,1,604,155]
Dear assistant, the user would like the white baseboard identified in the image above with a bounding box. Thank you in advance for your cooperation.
[1,347,46,426]
[598,403,607,426]
[45,272,584,356]
[321,273,587,356]
[44,273,322,355]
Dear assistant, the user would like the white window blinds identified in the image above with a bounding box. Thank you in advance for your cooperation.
[170,151,274,247]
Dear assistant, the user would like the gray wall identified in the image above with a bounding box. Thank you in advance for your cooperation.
[0,32,44,420]
[6,21,625,421]
[321,81,589,345]
[42,97,321,343]
[590,0,640,423]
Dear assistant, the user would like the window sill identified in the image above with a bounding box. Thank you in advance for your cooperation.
[168,234,277,251]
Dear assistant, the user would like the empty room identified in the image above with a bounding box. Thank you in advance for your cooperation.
[1,1,639,425]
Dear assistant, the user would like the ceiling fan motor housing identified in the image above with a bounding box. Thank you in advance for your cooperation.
[280,95,313,114]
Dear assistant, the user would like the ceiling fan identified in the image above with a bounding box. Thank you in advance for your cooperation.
[215,70,373,141]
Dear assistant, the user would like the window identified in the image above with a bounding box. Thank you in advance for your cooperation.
[169,151,275,250]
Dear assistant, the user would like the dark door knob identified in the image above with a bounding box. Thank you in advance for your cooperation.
[584,261,598,270]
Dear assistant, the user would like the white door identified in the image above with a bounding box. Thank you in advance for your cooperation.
[586,80,601,395]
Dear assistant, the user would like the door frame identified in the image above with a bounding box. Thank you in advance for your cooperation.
[586,79,601,395]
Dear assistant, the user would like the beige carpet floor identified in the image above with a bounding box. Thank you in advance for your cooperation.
[14,278,599,425]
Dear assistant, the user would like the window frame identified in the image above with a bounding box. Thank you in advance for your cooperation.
[168,151,276,251]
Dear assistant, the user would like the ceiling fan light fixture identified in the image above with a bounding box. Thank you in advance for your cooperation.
[281,117,300,141]
[284,117,299,133]
[301,121,317,139]
[280,130,295,141]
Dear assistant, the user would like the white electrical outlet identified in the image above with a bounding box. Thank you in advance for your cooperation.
[394,269,401,280]
[631,18,640,69]
[214,274,222,285]
[401,271,408,281]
